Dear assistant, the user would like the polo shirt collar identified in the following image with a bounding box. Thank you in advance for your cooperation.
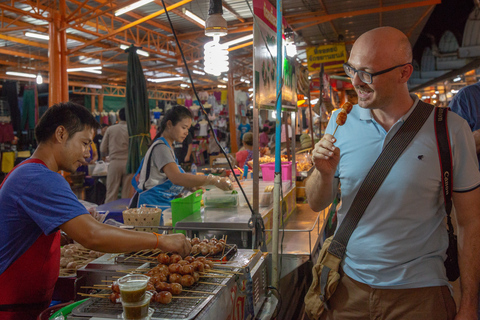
[358,94,420,123]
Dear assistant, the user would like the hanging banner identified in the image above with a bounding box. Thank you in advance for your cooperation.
[253,0,297,110]
[307,43,347,72]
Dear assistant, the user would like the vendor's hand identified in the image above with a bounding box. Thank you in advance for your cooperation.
[205,174,232,191]
[161,233,191,257]
[311,134,340,176]
[184,155,190,162]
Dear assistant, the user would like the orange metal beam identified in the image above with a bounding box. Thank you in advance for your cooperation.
[406,5,436,38]
[68,0,193,54]
[228,41,253,52]
[0,60,19,66]
[0,3,49,21]
[291,0,441,31]
[223,3,245,23]
[0,48,48,61]
[155,0,204,29]
[0,34,48,49]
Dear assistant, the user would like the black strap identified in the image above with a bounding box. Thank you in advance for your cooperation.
[328,101,434,259]
[434,107,454,234]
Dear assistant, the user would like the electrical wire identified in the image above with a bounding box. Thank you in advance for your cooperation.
[267,285,283,318]
[159,0,267,250]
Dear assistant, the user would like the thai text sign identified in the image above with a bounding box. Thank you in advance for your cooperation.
[307,43,346,71]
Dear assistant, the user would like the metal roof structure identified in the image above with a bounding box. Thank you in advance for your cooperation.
[0,0,440,92]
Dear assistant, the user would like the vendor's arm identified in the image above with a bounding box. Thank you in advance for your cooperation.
[453,187,480,319]
[60,214,191,257]
[306,134,340,211]
[163,162,232,190]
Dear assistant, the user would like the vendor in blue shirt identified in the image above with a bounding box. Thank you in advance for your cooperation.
[131,106,232,210]
[0,102,191,320]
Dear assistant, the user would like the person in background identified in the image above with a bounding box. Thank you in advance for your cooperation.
[237,116,251,147]
[236,132,253,169]
[130,106,232,211]
[448,83,480,170]
[447,82,480,319]
[259,126,270,148]
[306,27,480,319]
[100,108,132,203]
[94,123,109,159]
[208,128,221,157]
[174,128,193,172]
[0,102,191,320]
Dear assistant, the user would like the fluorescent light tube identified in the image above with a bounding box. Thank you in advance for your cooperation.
[217,84,227,88]
[223,34,253,47]
[25,32,49,40]
[115,0,154,16]
[6,71,36,78]
[120,45,149,57]
[183,9,205,27]
[148,77,184,83]
[192,70,206,75]
[67,66,102,72]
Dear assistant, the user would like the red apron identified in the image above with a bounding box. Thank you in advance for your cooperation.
[0,159,61,320]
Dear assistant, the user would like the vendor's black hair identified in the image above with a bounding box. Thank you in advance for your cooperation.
[119,108,126,121]
[155,105,192,139]
[35,101,99,143]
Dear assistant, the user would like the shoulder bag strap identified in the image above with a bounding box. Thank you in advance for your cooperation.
[434,107,453,233]
[328,101,434,258]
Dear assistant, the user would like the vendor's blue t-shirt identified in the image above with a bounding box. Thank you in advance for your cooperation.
[0,162,89,274]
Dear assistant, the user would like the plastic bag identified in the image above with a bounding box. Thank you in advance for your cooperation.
[92,160,108,176]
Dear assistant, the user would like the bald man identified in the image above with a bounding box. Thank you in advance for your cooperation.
[306,27,480,319]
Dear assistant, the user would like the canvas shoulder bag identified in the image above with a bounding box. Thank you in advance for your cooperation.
[304,101,434,320]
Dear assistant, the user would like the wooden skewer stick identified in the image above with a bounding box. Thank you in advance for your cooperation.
[183,289,215,295]
[198,282,226,287]
[205,270,242,275]
[172,296,207,299]
[332,124,340,136]
[77,293,109,299]
[200,275,230,278]
[81,286,110,289]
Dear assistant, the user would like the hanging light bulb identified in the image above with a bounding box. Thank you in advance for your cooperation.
[204,35,229,76]
[36,74,43,84]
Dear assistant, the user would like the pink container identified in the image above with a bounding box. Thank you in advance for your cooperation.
[260,161,292,181]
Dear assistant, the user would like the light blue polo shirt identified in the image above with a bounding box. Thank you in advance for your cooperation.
[326,96,480,289]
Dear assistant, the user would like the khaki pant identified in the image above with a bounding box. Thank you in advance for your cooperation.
[105,159,133,203]
[320,272,456,320]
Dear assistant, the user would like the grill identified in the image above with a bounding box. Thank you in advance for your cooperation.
[114,244,238,264]
[72,275,232,319]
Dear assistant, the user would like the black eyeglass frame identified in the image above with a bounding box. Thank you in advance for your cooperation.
[343,63,412,84]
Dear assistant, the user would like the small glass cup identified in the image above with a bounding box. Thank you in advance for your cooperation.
[118,274,150,303]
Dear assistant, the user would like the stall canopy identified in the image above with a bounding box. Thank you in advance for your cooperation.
[125,45,151,174]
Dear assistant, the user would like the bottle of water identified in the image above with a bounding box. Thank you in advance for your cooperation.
[191,163,197,175]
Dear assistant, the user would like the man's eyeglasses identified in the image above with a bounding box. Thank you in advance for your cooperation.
[343,63,412,84]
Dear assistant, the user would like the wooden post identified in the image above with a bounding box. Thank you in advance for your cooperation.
[91,95,96,112]
[98,94,104,112]
[48,0,68,106]
[228,70,238,153]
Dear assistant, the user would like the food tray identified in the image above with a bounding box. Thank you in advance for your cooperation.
[71,274,232,319]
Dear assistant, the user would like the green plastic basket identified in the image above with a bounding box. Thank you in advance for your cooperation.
[171,190,203,233]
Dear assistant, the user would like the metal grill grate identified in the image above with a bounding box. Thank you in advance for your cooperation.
[72,275,231,319]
